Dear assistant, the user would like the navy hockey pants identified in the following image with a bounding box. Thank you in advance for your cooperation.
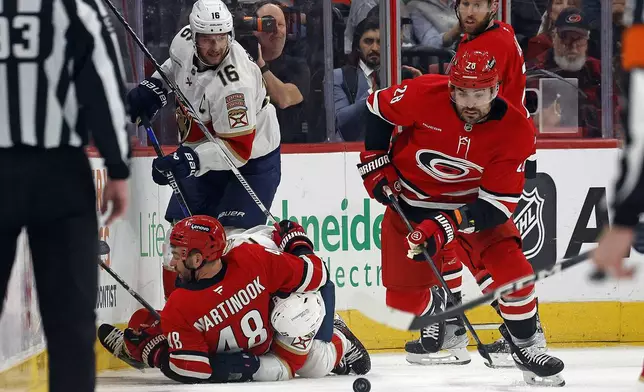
[165,147,281,228]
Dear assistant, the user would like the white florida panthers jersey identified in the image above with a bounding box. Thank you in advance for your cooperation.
[153,25,281,175]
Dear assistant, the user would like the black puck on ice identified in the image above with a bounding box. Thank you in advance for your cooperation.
[353,377,371,392]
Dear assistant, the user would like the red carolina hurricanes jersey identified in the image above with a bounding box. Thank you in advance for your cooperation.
[160,243,327,381]
[366,74,535,218]
[456,21,528,116]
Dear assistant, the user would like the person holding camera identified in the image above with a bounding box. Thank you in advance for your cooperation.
[253,1,311,143]
[126,0,282,232]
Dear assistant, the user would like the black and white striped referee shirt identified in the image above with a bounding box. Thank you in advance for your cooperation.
[613,0,644,227]
[0,0,130,179]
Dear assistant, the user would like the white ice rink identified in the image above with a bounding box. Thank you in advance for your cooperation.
[97,346,644,392]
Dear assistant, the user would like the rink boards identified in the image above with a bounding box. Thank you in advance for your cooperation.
[1,145,643,390]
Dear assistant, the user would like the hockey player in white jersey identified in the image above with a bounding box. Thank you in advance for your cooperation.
[126,0,281,230]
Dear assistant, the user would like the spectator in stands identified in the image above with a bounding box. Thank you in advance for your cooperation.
[344,0,378,54]
[333,17,380,141]
[526,7,610,138]
[525,0,583,61]
[406,0,461,49]
[510,0,548,49]
[254,1,311,143]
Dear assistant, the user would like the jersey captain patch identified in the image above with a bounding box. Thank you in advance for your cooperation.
[226,93,249,128]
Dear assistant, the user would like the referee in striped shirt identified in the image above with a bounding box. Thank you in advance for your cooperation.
[592,0,643,280]
[0,1,130,391]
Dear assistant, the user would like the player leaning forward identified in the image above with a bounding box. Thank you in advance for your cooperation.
[127,0,280,228]
[101,217,370,383]
[358,50,565,386]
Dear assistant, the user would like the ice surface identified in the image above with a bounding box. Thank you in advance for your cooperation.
[97,346,644,392]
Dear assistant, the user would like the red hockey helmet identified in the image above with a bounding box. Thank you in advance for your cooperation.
[449,50,499,90]
[169,215,226,262]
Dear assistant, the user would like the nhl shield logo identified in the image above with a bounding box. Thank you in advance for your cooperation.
[512,173,557,270]
[513,187,546,260]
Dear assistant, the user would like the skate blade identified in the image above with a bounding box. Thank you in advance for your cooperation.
[406,348,471,365]
[484,353,517,368]
[522,371,565,387]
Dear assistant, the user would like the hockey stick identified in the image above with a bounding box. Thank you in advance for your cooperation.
[383,187,493,365]
[101,0,278,225]
[357,249,592,331]
[98,241,162,321]
[139,115,192,218]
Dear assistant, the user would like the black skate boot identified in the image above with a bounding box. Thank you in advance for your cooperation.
[499,322,565,387]
[485,303,546,368]
[404,286,467,365]
[331,314,371,375]
[98,323,146,370]
[405,317,470,365]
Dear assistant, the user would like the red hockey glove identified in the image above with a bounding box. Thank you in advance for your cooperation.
[123,320,168,368]
[357,151,401,205]
[406,212,456,260]
[272,220,314,255]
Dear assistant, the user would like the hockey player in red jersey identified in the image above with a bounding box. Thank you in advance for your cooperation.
[99,216,370,383]
[424,0,541,367]
[359,50,564,386]
[455,0,528,113]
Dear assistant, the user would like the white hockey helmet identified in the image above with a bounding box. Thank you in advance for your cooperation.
[271,292,326,338]
[189,0,234,37]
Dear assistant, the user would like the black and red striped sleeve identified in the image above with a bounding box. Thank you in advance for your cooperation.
[159,298,212,383]
[460,122,533,232]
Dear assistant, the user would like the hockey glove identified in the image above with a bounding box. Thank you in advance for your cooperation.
[123,321,168,368]
[209,352,260,383]
[152,145,200,185]
[126,77,168,123]
[357,151,401,205]
[272,220,314,255]
[406,212,456,260]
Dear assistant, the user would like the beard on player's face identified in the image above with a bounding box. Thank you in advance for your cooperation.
[196,33,229,66]
[458,1,493,35]
[456,105,490,123]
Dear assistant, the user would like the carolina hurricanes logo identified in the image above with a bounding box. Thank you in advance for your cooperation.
[566,14,582,23]
[416,149,483,183]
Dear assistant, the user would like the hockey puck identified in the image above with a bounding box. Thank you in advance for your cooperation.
[353,377,371,392]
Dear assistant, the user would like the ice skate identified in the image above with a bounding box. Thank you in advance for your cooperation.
[405,317,470,365]
[98,323,146,370]
[500,323,564,386]
[485,309,546,368]
[404,286,467,365]
[331,314,371,375]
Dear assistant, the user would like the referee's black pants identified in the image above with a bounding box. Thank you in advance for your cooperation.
[0,146,98,392]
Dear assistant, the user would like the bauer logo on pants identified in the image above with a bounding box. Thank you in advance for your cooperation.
[512,172,557,270]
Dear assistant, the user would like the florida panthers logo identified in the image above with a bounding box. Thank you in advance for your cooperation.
[416,149,483,183]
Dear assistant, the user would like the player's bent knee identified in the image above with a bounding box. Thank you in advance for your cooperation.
[297,340,337,378]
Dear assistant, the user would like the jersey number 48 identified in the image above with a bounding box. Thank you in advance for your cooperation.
[217,309,268,352]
